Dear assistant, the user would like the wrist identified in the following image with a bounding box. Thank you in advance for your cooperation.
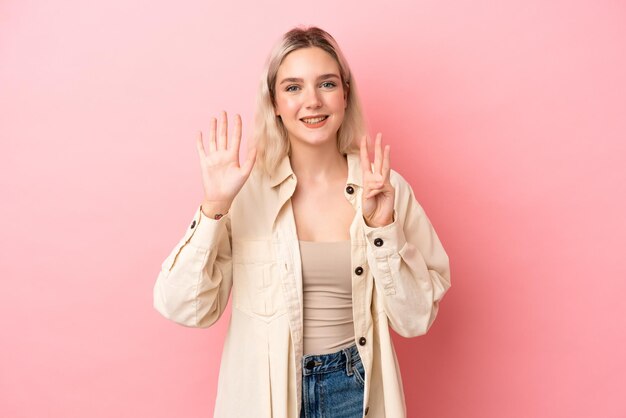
[363,214,394,228]
[201,200,231,220]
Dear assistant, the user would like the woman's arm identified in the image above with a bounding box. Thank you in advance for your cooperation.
[153,111,255,328]
[360,172,451,338]
[153,204,233,328]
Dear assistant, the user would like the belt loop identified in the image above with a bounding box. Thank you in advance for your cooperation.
[344,346,353,376]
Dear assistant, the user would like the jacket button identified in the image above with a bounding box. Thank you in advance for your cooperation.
[374,238,384,247]
[354,266,363,276]
[359,337,367,346]
[345,185,354,194]
[306,360,316,370]
[365,406,370,415]
[190,220,196,229]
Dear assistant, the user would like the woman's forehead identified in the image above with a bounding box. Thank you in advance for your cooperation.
[277,47,340,79]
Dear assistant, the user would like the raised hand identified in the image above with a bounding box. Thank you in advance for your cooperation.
[196,111,257,216]
[359,133,395,228]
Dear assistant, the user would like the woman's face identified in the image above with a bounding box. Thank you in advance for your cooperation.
[274,47,347,149]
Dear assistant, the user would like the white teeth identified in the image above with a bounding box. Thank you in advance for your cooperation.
[302,116,327,124]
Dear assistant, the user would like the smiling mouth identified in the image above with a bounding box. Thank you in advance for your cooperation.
[300,115,329,124]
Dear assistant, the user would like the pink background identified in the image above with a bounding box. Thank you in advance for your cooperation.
[2,0,625,417]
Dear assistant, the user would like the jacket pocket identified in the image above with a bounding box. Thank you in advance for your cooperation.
[232,239,284,319]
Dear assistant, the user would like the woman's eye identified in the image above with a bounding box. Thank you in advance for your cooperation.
[321,82,336,88]
[286,85,300,92]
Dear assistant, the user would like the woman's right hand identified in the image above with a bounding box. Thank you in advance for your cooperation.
[196,111,257,215]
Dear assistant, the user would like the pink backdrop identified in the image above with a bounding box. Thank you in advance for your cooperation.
[2,0,624,417]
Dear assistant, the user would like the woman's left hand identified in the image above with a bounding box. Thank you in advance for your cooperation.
[360,133,396,228]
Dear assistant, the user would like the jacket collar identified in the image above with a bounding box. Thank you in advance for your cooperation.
[269,152,363,189]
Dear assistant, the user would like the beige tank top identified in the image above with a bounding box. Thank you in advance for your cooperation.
[298,239,355,355]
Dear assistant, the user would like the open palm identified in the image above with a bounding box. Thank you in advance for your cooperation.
[196,111,257,206]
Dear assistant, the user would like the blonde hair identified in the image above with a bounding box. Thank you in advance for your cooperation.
[252,26,366,177]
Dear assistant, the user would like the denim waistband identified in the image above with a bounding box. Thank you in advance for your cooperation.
[302,343,361,376]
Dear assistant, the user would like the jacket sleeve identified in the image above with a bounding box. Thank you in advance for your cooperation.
[359,172,451,338]
[153,204,233,328]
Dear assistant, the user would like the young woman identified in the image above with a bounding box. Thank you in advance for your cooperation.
[153,26,451,418]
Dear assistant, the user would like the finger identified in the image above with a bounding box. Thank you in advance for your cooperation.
[368,179,385,189]
[366,179,385,195]
[231,114,242,158]
[367,182,393,199]
[365,189,382,199]
[196,130,207,158]
[209,117,217,152]
[382,145,390,183]
[374,133,382,175]
[359,135,371,174]
[217,110,227,150]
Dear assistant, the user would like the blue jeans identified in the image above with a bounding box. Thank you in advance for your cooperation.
[300,342,365,418]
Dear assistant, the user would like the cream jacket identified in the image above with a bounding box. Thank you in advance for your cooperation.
[153,152,451,418]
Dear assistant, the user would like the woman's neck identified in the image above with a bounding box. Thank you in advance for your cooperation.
[289,140,347,185]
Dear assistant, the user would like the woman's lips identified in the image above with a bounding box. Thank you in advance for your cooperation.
[300,115,329,128]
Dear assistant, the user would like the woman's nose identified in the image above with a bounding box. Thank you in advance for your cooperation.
[304,87,322,108]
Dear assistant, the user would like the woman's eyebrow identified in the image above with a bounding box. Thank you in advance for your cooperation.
[279,74,340,85]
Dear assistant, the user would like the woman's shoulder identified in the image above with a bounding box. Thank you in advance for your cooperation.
[388,167,414,196]
[387,167,429,218]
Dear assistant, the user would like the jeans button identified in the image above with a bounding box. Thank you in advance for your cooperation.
[305,360,316,370]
